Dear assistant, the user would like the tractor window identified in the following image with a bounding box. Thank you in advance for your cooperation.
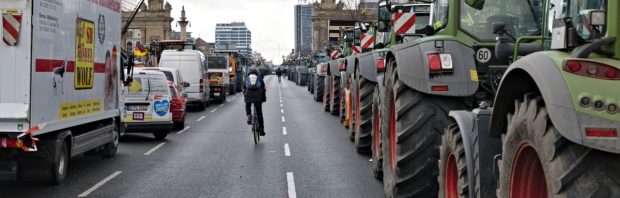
[569,0,607,40]
[460,0,544,41]
[433,0,449,31]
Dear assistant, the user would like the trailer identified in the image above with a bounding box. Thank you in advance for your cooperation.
[0,0,133,184]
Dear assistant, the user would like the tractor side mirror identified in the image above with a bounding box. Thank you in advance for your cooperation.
[378,1,391,32]
[464,0,485,10]
[493,22,506,34]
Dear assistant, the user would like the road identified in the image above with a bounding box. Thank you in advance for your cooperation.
[0,76,383,198]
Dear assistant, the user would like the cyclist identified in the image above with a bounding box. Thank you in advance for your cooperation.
[275,67,282,82]
[243,67,266,136]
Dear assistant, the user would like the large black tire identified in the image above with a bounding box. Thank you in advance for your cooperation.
[354,73,374,154]
[382,61,467,198]
[153,130,169,141]
[101,121,120,158]
[174,120,185,130]
[371,84,384,180]
[51,141,69,184]
[323,77,331,111]
[330,76,340,116]
[498,94,620,198]
[339,76,348,122]
[314,75,324,102]
[196,101,206,111]
[438,124,472,198]
[229,83,235,95]
[348,77,357,142]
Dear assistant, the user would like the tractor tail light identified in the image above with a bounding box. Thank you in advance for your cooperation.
[376,59,385,72]
[564,60,620,80]
[585,128,617,138]
[428,53,442,71]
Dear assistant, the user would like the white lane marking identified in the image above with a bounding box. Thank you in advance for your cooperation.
[144,143,166,156]
[281,109,284,114]
[280,100,283,103]
[281,116,285,123]
[176,126,191,135]
[280,104,283,108]
[219,104,225,107]
[282,127,287,135]
[77,171,122,197]
[284,143,291,156]
[210,109,217,113]
[286,172,297,198]
[196,115,206,122]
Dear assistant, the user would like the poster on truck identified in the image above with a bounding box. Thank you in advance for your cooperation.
[30,0,122,127]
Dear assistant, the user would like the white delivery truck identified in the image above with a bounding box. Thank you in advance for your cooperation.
[0,0,129,184]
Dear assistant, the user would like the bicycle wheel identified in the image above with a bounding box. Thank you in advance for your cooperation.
[252,107,259,144]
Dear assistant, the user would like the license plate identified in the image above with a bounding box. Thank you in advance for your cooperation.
[126,104,148,111]
[133,112,144,120]
[214,93,220,96]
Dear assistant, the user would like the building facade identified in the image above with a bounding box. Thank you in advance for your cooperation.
[121,0,174,50]
[215,22,252,56]
[294,4,313,57]
[312,0,377,52]
[171,31,193,41]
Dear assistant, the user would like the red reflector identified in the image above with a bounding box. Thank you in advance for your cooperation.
[431,86,449,92]
[428,53,442,71]
[376,59,385,71]
[566,60,582,72]
[606,68,617,79]
[586,128,617,137]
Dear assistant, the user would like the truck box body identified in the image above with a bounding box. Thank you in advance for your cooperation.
[0,0,122,137]
[0,0,122,156]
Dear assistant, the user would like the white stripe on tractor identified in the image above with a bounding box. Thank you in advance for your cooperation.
[394,10,416,35]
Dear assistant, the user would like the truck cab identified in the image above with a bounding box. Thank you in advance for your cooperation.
[207,55,231,103]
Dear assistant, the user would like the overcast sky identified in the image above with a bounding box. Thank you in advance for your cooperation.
[166,0,299,64]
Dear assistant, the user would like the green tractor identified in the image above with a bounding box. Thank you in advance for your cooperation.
[436,0,620,197]
[373,0,539,196]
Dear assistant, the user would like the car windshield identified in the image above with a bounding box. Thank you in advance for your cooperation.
[207,56,227,69]
[460,0,543,41]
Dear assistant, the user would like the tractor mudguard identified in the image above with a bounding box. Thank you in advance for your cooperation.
[490,53,620,154]
[346,55,357,75]
[358,49,388,83]
[390,39,479,97]
[328,59,344,77]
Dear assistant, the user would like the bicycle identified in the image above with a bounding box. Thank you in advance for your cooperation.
[251,105,260,144]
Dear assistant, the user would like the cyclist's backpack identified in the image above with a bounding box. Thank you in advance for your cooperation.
[247,74,261,90]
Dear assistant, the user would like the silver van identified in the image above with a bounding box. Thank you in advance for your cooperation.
[159,50,209,110]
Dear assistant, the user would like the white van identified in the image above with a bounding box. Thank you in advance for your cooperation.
[159,50,209,110]
[123,70,173,140]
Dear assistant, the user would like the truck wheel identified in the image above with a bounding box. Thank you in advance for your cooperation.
[330,76,340,116]
[174,120,185,130]
[498,94,620,198]
[438,124,471,198]
[153,130,169,141]
[50,141,69,184]
[101,121,120,158]
[371,84,383,180]
[354,74,374,154]
[382,61,466,197]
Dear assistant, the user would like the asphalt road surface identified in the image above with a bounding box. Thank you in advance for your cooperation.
[0,76,383,198]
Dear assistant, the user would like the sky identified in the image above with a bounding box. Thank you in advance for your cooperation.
[166,0,299,65]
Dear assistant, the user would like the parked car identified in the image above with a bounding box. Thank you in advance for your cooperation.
[159,49,209,110]
[137,67,190,97]
[169,81,187,130]
[122,70,173,140]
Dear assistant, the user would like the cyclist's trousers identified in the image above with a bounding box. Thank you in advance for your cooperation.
[245,102,264,128]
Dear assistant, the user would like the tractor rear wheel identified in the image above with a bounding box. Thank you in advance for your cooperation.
[371,84,383,180]
[354,73,374,154]
[330,76,340,116]
[382,60,466,197]
[498,94,620,198]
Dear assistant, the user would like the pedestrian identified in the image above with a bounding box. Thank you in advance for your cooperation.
[276,67,282,82]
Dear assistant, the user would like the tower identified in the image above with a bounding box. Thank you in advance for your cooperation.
[178,6,189,41]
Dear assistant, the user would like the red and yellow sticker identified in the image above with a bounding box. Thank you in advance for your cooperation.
[75,18,95,89]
